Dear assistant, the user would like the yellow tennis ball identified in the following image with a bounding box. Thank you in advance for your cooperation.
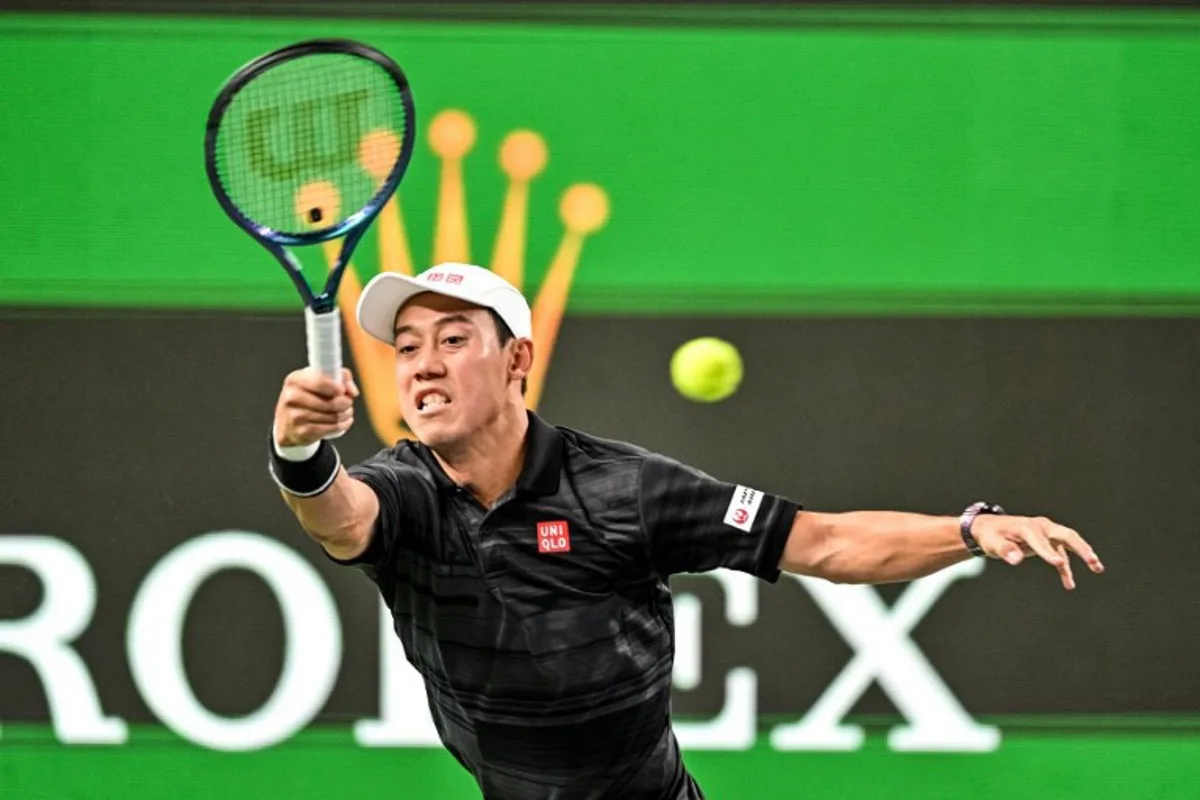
[670,337,743,403]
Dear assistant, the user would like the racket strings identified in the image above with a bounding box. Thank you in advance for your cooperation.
[213,52,410,237]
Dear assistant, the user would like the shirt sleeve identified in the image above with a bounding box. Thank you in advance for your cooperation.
[638,452,800,583]
[323,447,429,575]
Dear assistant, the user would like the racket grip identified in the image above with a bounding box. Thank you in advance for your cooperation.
[305,307,346,440]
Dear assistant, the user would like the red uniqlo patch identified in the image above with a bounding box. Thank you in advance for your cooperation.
[445,273,464,284]
[537,520,571,554]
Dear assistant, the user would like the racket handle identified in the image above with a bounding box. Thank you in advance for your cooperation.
[305,306,346,440]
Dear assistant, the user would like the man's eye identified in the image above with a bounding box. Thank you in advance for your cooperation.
[397,344,417,355]
[444,335,466,346]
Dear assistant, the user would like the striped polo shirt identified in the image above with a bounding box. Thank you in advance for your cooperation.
[338,412,799,799]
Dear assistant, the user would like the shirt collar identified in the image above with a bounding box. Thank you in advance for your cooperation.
[516,411,563,497]
[414,411,562,498]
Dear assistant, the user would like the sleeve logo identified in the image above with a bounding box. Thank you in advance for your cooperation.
[723,485,763,532]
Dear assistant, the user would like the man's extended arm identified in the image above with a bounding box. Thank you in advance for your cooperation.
[270,367,378,561]
[780,508,1104,589]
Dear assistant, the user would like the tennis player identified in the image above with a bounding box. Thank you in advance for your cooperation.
[268,262,1104,800]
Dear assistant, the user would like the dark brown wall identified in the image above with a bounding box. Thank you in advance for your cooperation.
[1,309,1196,721]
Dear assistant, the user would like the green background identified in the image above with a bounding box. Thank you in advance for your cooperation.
[3,6,1200,799]
[2,8,1200,313]
[2,724,1198,799]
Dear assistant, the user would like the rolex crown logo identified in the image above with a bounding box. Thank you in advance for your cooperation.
[301,109,610,445]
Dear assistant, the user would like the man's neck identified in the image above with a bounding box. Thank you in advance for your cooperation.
[431,404,529,508]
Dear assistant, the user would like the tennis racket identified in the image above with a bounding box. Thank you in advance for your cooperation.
[204,38,415,403]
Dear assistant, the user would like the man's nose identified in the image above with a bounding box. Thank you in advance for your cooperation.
[414,346,447,378]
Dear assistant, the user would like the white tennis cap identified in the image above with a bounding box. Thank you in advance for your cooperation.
[356,263,533,344]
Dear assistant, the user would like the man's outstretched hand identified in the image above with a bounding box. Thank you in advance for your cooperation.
[971,514,1105,590]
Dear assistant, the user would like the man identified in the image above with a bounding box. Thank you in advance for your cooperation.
[269,262,1104,800]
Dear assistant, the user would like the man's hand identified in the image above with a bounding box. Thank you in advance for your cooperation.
[971,514,1105,590]
[274,367,360,447]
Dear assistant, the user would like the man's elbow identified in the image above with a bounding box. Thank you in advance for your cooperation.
[280,478,378,560]
[779,511,850,580]
[296,513,372,560]
[318,528,374,562]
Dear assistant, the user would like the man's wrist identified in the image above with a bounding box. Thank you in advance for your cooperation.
[273,424,321,462]
[959,501,1005,558]
[268,427,340,497]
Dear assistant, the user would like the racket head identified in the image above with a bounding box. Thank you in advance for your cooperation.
[203,39,415,249]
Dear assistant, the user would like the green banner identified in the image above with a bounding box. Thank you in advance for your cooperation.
[2,724,1197,800]
[2,9,1200,314]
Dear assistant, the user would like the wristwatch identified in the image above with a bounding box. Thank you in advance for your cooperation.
[959,501,1006,558]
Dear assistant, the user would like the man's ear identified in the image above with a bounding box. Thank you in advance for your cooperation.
[510,338,534,382]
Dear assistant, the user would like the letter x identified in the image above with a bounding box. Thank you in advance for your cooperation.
[771,560,1000,752]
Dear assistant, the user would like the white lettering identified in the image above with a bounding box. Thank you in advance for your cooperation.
[354,598,441,747]
[674,570,759,750]
[674,668,757,750]
[1,535,1000,754]
[0,536,127,744]
[770,560,999,752]
[126,532,341,751]
[672,594,702,691]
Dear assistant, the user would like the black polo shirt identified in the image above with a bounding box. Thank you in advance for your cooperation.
[338,412,799,800]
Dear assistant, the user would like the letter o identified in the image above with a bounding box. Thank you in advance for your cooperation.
[126,531,341,751]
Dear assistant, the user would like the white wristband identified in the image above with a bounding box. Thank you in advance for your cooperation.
[273,425,321,462]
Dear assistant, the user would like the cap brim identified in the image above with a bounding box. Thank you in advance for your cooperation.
[356,273,427,344]
[356,271,502,344]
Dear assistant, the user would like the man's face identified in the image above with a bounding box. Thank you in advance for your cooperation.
[392,292,516,449]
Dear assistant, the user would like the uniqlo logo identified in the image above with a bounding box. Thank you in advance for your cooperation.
[537,520,571,554]
[426,273,445,282]
[445,273,464,284]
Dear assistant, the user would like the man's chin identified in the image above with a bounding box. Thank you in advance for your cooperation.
[407,418,460,449]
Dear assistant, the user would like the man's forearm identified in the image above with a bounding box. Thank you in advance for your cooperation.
[783,510,973,584]
[280,467,377,552]
[270,440,380,560]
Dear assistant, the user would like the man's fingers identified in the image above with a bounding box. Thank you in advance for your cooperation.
[985,515,1104,587]
[293,423,346,441]
[1020,520,1066,570]
[274,365,359,450]
[293,408,352,427]
[341,369,361,398]
[282,384,353,414]
[1056,544,1075,590]
[288,412,353,438]
[288,368,346,399]
[1052,524,1105,574]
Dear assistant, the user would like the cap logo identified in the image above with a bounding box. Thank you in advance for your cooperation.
[445,273,464,284]
[426,273,444,282]
[537,520,571,554]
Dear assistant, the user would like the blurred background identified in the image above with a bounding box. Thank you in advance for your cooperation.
[1,1,1198,798]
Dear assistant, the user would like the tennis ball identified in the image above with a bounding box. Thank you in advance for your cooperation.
[670,337,743,403]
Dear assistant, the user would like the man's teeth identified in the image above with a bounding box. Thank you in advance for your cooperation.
[420,394,449,410]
